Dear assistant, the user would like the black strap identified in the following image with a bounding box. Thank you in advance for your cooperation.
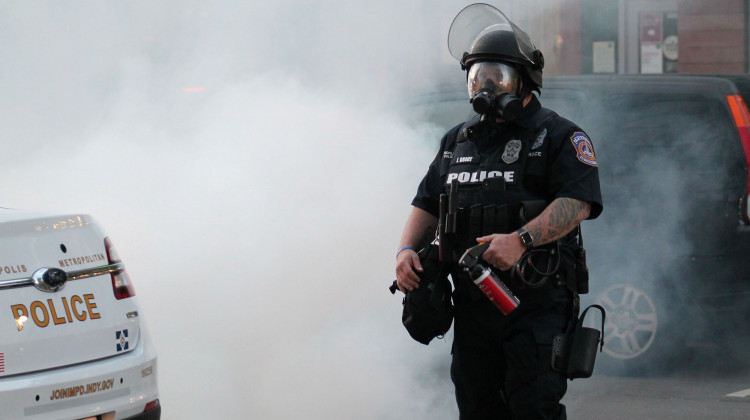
[578,304,606,351]
[456,114,483,143]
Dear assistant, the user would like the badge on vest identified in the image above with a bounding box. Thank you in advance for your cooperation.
[502,139,523,164]
[570,132,597,167]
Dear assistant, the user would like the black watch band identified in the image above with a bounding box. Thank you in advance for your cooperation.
[515,228,534,250]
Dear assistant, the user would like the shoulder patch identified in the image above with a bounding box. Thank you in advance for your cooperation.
[569,132,597,167]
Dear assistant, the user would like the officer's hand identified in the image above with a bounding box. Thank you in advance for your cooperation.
[476,233,525,271]
[395,249,422,292]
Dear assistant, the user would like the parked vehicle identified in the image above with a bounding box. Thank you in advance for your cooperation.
[0,209,160,419]
[408,74,750,374]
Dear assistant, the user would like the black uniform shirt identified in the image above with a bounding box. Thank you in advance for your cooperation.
[412,95,603,222]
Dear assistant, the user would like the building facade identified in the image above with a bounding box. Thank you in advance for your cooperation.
[526,0,749,75]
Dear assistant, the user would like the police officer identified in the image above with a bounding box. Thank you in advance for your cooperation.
[395,5,602,420]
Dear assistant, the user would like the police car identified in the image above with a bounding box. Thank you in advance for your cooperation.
[0,209,160,419]
[410,74,750,375]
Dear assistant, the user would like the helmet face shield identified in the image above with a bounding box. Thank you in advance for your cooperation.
[447,3,544,89]
[467,62,519,100]
[448,3,537,67]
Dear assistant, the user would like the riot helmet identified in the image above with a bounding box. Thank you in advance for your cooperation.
[448,4,544,120]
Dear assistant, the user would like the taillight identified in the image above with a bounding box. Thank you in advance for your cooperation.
[143,399,160,413]
[726,94,750,223]
[104,237,136,299]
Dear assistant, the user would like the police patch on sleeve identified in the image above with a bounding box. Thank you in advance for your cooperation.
[569,132,598,167]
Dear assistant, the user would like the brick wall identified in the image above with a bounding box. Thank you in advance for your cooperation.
[558,0,583,74]
[520,0,583,75]
[678,0,746,73]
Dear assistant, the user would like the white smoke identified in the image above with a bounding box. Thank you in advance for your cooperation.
[2,0,615,417]
[0,1,481,418]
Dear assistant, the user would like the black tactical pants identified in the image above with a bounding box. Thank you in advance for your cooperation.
[450,286,573,420]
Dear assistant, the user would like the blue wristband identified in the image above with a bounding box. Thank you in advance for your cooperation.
[396,246,415,259]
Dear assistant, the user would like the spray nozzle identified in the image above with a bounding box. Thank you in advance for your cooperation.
[459,242,490,270]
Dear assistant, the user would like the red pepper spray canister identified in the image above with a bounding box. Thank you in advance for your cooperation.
[468,263,520,315]
[459,243,520,315]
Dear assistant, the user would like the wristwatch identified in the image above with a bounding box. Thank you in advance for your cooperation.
[515,228,534,250]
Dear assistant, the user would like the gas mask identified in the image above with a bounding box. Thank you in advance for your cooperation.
[468,61,522,121]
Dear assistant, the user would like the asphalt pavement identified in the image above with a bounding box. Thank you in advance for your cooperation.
[564,356,750,419]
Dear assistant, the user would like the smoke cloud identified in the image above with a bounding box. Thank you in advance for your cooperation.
[0,1,487,418]
[10,1,735,418]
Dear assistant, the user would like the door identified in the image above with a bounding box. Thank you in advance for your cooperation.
[619,0,679,74]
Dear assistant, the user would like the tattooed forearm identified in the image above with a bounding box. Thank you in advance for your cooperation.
[525,198,591,246]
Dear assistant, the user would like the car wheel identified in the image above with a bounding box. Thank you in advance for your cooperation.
[589,281,691,376]
[595,283,658,361]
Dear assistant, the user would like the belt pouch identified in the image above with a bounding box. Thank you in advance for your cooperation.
[439,194,451,262]
[519,200,547,223]
[551,304,605,379]
[401,244,453,345]
[469,204,484,238]
[482,204,509,235]
[481,204,495,236]
[574,246,589,294]
[452,206,480,259]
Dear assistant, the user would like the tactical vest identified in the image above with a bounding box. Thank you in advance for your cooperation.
[439,109,558,259]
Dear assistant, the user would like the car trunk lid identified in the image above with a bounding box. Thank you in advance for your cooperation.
[0,211,140,377]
